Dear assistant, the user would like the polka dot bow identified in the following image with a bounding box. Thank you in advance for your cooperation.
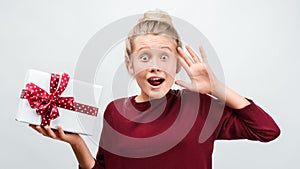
[20,73,75,126]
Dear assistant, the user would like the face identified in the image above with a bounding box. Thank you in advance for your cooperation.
[126,34,180,102]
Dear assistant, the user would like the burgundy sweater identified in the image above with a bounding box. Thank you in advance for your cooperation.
[89,89,280,169]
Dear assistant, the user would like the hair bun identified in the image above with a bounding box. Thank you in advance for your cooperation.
[138,9,173,26]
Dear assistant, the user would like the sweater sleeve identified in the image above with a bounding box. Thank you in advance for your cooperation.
[78,154,105,169]
[90,149,106,169]
[216,99,280,142]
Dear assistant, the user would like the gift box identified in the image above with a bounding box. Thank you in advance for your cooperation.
[16,69,102,136]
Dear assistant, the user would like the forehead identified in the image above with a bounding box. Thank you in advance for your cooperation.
[132,34,177,52]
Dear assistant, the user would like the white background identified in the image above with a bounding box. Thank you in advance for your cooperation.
[1,0,299,168]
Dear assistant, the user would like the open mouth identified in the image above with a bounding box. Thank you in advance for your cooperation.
[147,77,165,86]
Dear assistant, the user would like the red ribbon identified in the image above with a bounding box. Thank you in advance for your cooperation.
[21,73,99,126]
[21,73,76,126]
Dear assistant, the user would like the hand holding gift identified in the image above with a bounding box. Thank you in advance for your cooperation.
[29,124,79,143]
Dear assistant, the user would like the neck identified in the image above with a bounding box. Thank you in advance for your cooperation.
[135,95,150,103]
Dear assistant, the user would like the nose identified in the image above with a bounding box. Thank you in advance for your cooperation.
[150,67,160,73]
[148,56,161,73]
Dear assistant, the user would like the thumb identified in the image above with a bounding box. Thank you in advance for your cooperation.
[57,126,67,141]
[175,80,192,90]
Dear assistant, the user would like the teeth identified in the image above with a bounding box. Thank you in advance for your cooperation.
[151,78,161,81]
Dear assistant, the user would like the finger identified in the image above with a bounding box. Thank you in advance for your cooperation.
[199,46,208,63]
[29,124,40,133]
[34,125,49,136]
[177,47,193,66]
[44,126,57,139]
[186,46,201,63]
[57,126,66,139]
[29,124,36,129]
[177,55,192,76]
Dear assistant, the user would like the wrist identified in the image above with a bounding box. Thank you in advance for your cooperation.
[69,134,83,147]
[210,79,226,101]
[223,86,251,109]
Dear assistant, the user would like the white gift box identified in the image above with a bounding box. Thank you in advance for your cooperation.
[16,69,102,136]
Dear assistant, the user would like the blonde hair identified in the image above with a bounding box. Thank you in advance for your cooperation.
[125,9,182,59]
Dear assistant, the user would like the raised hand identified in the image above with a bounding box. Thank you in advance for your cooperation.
[175,46,220,95]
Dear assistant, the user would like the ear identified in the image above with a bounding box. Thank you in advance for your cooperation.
[125,57,134,75]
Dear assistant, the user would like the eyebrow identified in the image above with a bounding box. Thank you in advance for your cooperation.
[136,45,173,52]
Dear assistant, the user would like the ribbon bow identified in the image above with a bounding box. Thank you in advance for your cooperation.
[22,73,75,126]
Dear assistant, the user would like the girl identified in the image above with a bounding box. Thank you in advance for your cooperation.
[30,9,280,169]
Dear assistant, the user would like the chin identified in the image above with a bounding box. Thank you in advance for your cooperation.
[148,90,167,100]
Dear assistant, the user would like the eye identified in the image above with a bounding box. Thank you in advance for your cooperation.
[161,54,169,60]
[140,55,149,61]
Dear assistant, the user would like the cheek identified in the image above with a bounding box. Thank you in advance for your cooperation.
[134,71,147,85]
[163,60,177,78]
[165,73,175,86]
